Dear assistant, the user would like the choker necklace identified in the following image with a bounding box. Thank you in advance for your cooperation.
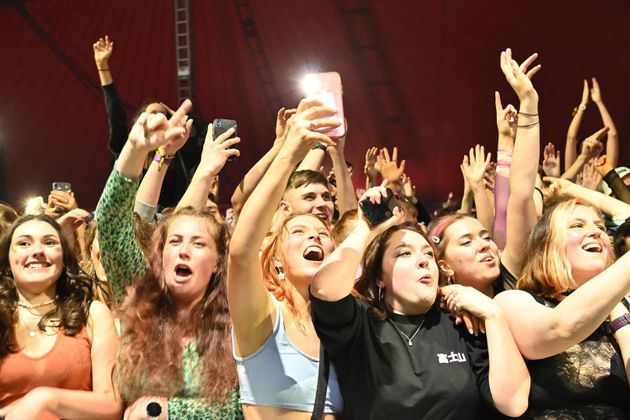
[17,297,57,310]
[389,317,426,346]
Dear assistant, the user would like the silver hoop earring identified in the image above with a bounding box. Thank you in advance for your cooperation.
[378,286,383,302]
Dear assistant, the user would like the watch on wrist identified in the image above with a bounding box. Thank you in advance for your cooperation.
[311,142,327,151]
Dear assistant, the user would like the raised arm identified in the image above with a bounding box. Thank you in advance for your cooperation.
[500,49,541,277]
[460,145,493,232]
[93,35,113,86]
[328,121,358,214]
[135,114,195,219]
[364,147,379,189]
[591,77,619,167]
[496,249,630,360]
[230,107,295,215]
[96,101,192,302]
[561,126,608,181]
[545,176,630,222]
[564,80,589,169]
[93,35,128,157]
[311,186,403,302]
[228,99,339,355]
[176,123,240,210]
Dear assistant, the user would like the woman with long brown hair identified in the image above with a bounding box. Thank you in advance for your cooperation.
[96,100,242,418]
[0,214,121,419]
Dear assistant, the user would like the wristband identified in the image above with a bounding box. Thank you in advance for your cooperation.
[609,313,630,334]
[311,142,327,151]
[153,148,175,171]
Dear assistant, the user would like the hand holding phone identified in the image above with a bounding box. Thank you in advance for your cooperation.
[212,118,238,161]
[359,188,399,226]
[302,72,345,137]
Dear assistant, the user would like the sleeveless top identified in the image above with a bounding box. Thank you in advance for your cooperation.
[233,296,343,413]
[0,327,92,413]
[522,292,630,419]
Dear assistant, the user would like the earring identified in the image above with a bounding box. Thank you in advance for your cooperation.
[278,271,286,282]
[378,286,383,302]
[447,275,455,285]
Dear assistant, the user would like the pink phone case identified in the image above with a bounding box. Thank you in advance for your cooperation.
[303,72,345,137]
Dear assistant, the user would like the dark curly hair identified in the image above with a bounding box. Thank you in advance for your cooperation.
[0,214,93,358]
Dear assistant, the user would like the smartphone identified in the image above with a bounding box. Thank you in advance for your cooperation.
[302,72,345,137]
[213,118,238,161]
[52,182,72,192]
[359,188,399,226]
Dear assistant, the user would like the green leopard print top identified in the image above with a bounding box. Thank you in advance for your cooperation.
[96,169,243,419]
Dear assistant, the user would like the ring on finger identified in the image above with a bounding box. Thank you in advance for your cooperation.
[454,304,460,312]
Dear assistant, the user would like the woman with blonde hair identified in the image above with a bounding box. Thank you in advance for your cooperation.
[228,98,343,418]
[495,196,630,417]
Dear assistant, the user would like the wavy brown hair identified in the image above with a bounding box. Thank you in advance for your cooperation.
[115,207,236,403]
[0,214,93,358]
[355,223,439,320]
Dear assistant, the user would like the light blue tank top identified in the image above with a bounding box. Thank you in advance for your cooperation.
[233,296,343,413]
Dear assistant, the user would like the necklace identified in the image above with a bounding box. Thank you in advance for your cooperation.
[17,297,57,310]
[389,317,426,346]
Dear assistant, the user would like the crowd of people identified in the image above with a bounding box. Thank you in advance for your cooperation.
[0,36,629,420]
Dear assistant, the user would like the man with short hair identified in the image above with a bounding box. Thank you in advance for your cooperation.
[279,170,334,225]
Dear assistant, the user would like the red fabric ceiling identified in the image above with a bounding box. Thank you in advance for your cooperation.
[1,0,630,211]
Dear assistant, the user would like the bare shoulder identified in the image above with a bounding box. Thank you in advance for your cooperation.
[494,289,541,313]
[87,300,117,342]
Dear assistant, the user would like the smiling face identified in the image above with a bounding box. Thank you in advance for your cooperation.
[161,215,218,306]
[439,217,499,292]
[9,219,63,297]
[378,229,440,314]
[564,205,611,286]
[279,215,334,284]
[281,183,334,225]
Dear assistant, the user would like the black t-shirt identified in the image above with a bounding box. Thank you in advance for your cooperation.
[311,293,497,420]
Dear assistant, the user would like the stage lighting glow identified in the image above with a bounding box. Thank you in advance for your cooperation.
[301,74,321,95]
[24,196,46,215]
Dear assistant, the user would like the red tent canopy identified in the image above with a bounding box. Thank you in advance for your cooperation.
[2,0,630,211]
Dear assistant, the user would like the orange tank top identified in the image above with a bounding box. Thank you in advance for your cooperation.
[0,327,92,417]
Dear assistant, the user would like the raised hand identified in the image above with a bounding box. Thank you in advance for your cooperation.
[581,126,608,159]
[595,154,614,178]
[542,142,561,177]
[590,77,602,104]
[461,144,491,187]
[376,147,406,183]
[93,35,113,65]
[274,107,297,144]
[194,123,241,178]
[357,184,405,238]
[364,146,379,179]
[400,173,416,200]
[499,48,541,102]
[484,162,496,192]
[495,91,518,139]
[127,99,192,153]
[579,158,603,190]
[277,98,339,161]
[580,79,590,107]
[543,176,574,196]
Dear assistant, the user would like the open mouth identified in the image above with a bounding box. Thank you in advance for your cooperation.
[582,243,602,253]
[174,264,193,279]
[303,246,324,262]
[417,274,433,284]
[478,255,495,264]
[25,261,51,269]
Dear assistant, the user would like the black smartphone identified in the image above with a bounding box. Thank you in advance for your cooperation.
[52,182,72,192]
[212,118,238,161]
[359,188,399,226]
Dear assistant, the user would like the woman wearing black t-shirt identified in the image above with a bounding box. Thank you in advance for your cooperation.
[310,186,530,419]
